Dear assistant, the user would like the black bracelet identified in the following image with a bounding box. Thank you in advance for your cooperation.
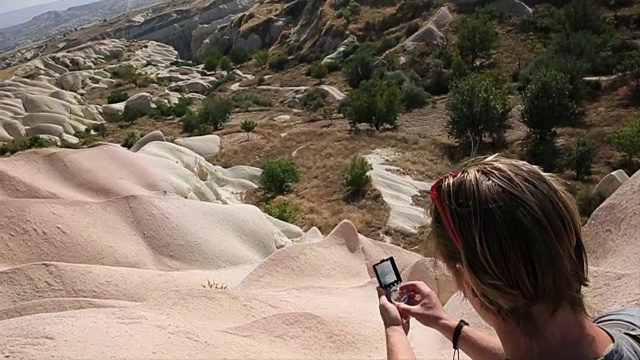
[452,319,469,350]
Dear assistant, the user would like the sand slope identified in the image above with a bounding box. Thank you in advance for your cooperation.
[0,145,638,358]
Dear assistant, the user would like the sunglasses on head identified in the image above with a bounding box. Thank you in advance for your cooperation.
[429,171,463,252]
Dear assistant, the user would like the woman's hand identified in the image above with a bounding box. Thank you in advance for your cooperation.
[377,287,410,335]
[396,281,450,329]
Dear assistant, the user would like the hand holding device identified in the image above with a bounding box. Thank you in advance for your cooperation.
[373,257,409,304]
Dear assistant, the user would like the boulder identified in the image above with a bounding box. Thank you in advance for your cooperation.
[124,93,154,114]
[174,135,222,158]
[169,80,212,94]
[22,113,77,134]
[130,130,166,152]
[404,7,453,46]
[322,35,359,64]
[25,123,65,137]
[0,119,26,141]
[593,170,630,200]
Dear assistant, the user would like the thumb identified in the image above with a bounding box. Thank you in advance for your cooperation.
[396,302,417,315]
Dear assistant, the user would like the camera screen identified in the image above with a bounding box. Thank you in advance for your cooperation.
[375,260,398,287]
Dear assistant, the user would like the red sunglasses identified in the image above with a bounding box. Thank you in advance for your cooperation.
[429,171,463,251]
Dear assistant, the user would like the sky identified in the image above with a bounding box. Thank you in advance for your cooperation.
[0,0,57,14]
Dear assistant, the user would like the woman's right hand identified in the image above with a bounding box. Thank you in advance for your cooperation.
[396,281,451,329]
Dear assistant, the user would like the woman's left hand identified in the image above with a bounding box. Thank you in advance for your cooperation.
[377,287,410,335]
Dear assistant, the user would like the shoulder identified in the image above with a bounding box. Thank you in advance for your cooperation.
[593,307,640,330]
[594,307,640,360]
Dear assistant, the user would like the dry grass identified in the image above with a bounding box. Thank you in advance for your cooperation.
[0,66,18,80]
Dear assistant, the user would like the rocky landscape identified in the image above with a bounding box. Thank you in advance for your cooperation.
[1,0,640,357]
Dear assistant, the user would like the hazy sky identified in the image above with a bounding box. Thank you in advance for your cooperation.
[0,0,57,14]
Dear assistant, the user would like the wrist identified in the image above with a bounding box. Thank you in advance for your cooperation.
[384,325,406,335]
[433,316,458,340]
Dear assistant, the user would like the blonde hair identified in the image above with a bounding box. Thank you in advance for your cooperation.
[429,154,588,332]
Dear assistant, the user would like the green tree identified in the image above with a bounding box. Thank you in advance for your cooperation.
[181,96,233,133]
[521,69,578,140]
[253,49,269,68]
[343,50,376,88]
[203,47,223,71]
[308,62,328,79]
[121,131,139,149]
[345,77,402,131]
[344,156,372,197]
[240,119,257,140]
[606,119,640,162]
[322,106,336,126]
[457,12,499,66]
[229,46,251,65]
[563,137,596,179]
[446,71,512,146]
[260,159,301,196]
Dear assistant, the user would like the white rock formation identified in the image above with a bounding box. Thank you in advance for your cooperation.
[594,169,630,200]
[365,148,431,234]
[174,135,222,158]
[322,34,358,65]
[125,93,154,114]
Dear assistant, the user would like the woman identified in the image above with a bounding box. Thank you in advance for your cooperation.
[378,155,640,360]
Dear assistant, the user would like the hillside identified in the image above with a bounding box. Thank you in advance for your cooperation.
[0,0,639,356]
[0,0,165,54]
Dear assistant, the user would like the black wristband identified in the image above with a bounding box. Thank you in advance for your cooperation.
[452,319,469,350]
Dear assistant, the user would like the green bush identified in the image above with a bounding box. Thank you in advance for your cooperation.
[260,159,301,196]
[345,77,402,130]
[562,0,609,34]
[606,119,640,162]
[400,82,430,111]
[153,97,194,119]
[193,124,214,136]
[181,96,233,133]
[457,10,499,66]
[112,65,138,83]
[336,0,361,22]
[253,49,270,68]
[344,156,372,196]
[575,185,605,217]
[521,69,579,139]
[117,107,144,123]
[107,90,129,104]
[308,62,328,79]
[520,4,562,36]
[262,200,299,222]
[121,131,140,149]
[231,92,272,109]
[229,46,251,65]
[521,134,559,172]
[405,20,421,38]
[322,106,336,125]
[240,119,257,139]
[446,71,512,146]
[219,56,233,71]
[203,47,223,71]
[268,55,295,72]
[563,137,596,179]
[519,52,589,102]
[0,136,55,155]
[302,88,328,111]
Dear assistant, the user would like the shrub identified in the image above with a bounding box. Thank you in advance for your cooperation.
[400,82,430,111]
[519,53,589,103]
[172,96,194,117]
[231,92,272,109]
[521,69,579,139]
[107,90,129,104]
[203,47,223,71]
[262,200,299,222]
[112,65,138,83]
[301,88,328,111]
[457,10,499,66]
[92,123,107,138]
[521,134,559,172]
[253,49,269,68]
[345,77,402,130]
[563,137,596,180]
[446,71,512,146]
[181,96,233,133]
[193,124,214,136]
[322,106,336,125]
[260,159,301,196]
[268,55,291,72]
[219,56,233,71]
[336,0,361,22]
[376,36,400,54]
[606,119,640,162]
[0,136,54,155]
[343,50,376,88]
[563,0,609,34]
[308,62,328,79]
[240,119,257,140]
[344,156,372,196]
[121,131,139,149]
[118,107,144,123]
[575,185,605,217]
[229,46,251,65]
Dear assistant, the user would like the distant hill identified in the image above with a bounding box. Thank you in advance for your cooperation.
[0,0,164,54]
[0,0,100,30]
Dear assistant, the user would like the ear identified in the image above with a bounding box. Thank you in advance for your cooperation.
[456,263,480,300]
